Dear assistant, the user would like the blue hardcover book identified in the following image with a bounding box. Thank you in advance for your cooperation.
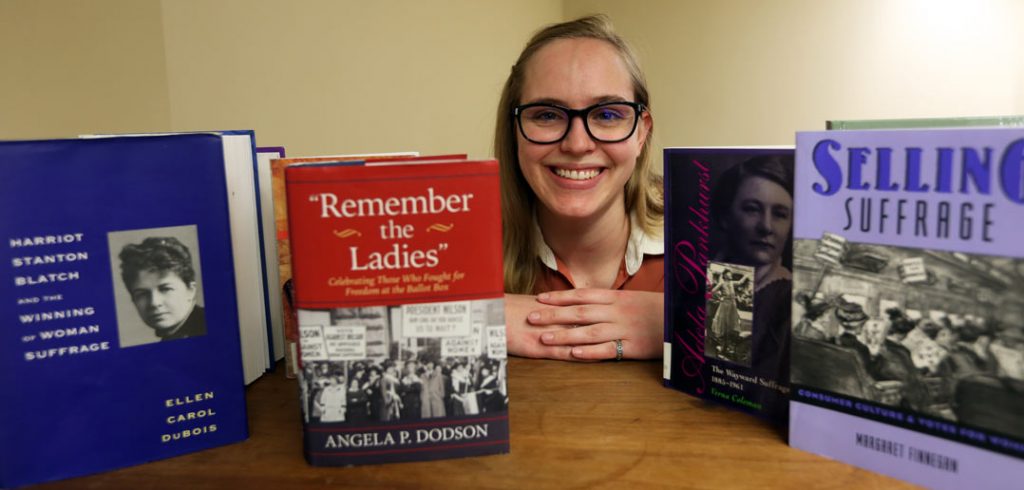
[83,129,272,384]
[0,134,248,488]
[789,127,1024,488]
[663,147,794,426]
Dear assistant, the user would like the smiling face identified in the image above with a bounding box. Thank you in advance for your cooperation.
[724,176,793,267]
[128,268,197,333]
[516,37,650,222]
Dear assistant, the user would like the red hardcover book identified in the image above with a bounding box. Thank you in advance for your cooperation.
[285,158,508,465]
[271,153,465,377]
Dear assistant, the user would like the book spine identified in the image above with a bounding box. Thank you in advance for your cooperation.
[664,150,712,398]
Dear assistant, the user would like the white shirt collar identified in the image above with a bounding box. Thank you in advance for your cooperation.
[533,212,664,276]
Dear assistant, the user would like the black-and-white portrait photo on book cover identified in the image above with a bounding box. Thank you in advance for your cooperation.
[108,225,207,348]
[298,298,508,425]
[792,236,1024,439]
[708,153,795,379]
[705,261,754,367]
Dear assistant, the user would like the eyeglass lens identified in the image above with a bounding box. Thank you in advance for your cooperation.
[518,103,638,143]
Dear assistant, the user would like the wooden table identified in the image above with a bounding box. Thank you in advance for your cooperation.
[38,359,914,489]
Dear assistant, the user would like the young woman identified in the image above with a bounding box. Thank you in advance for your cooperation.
[709,272,739,338]
[381,364,403,421]
[346,364,369,422]
[317,375,347,423]
[398,361,422,420]
[495,15,663,361]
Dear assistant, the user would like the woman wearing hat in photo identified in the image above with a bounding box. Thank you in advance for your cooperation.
[708,270,749,353]
[793,290,833,341]
[939,322,997,379]
[834,298,872,368]
[709,270,742,342]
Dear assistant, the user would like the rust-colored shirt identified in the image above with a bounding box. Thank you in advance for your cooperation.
[531,214,664,294]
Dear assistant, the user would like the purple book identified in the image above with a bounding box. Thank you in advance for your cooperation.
[790,128,1024,488]
[663,147,794,426]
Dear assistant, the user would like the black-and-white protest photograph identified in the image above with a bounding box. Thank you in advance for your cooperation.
[792,234,1024,439]
[705,262,754,366]
[108,225,206,348]
[298,298,508,424]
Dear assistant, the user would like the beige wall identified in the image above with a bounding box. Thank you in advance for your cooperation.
[567,0,1024,148]
[159,0,560,157]
[0,0,171,139]
[3,0,1022,156]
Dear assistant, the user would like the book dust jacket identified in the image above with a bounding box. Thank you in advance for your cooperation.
[0,135,248,488]
[790,128,1024,489]
[285,160,509,465]
[664,148,794,426]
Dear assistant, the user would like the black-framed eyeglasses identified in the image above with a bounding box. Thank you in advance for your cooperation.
[513,101,646,144]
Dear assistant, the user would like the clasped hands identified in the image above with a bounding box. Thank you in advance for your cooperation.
[505,289,663,361]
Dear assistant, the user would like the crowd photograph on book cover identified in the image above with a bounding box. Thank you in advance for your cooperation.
[792,236,1024,449]
[284,158,509,466]
[790,127,1024,487]
[297,299,508,426]
[107,225,207,348]
[665,148,794,425]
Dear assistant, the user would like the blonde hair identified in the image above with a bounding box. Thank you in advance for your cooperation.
[494,14,663,294]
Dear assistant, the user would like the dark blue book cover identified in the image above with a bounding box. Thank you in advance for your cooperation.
[663,147,794,426]
[0,134,248,488]
[789,128,1024,488]
[86,129,272,384]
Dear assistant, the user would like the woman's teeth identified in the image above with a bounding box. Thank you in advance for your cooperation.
[554,168,600,180]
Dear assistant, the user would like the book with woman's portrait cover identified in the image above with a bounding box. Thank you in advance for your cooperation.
[83,129,273,385]
[790,127,1024,489]
[663,147,795,426]
[0,135,248,488]
[284,157,509,465]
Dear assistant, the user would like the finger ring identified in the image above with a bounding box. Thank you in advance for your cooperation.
[614,339,623,361]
